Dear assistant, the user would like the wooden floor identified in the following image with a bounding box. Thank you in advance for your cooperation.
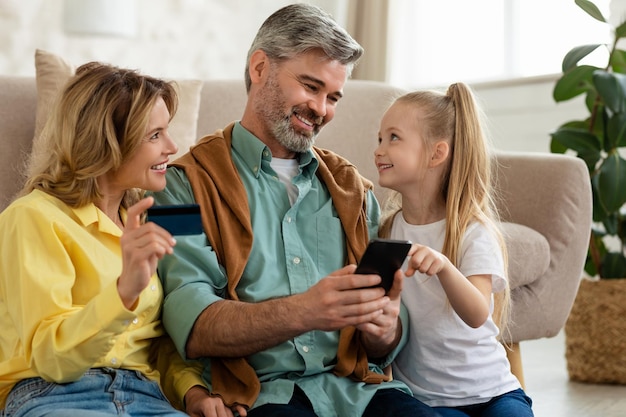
[523,331,626,417]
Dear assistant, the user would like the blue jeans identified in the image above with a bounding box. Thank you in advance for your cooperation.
[1,368,187,417]
[246,385,439,417]
[433,388,534,417]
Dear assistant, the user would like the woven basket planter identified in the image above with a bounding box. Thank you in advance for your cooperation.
[565,278,626,384]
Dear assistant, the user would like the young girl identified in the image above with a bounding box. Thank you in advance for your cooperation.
[375,83,534,416]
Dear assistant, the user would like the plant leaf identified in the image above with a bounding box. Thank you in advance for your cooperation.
[611,49,626,73]
[584,89,600,112]
[562,44,603,72]
[550,127,601,154]
[607,112,626,148]
[620,212,626,245]
[550,121,587,153]
[601,210,619,235]
[599,107,612,153]
[553,65,598,102]
[615,20,626,39]
[600,252,626,278]
[591,180,609,222]
[617,211,626,247]
[549,139,567,154]
[576,0,607,23]
[584,256,598,277]
[593,71,626,113]
[596,152,626,212]
[589,228,607,276]
[580,149,603,173]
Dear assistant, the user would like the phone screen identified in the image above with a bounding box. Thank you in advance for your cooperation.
[355,238,412,293]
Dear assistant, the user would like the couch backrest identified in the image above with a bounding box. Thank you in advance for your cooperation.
[0,77,404,211]
[0,76,38,211]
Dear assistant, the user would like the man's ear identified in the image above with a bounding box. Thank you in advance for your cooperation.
[248,50,269,85]
[429,141,450,168]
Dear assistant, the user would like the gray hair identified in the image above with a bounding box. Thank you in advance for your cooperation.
[244,3,363,92]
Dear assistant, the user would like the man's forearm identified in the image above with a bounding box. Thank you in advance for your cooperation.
[185,295,308,359]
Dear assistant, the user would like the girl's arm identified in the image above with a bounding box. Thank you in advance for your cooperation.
[405,244,491,328]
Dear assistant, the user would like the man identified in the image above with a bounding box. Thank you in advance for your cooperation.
[153,4,437,417]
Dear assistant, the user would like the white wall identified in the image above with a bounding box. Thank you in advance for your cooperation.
[0,0,343,79]
[472,75,587,154]
[0,0,591,154]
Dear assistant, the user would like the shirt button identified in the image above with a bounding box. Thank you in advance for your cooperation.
[253,166,259,173]
[287,217,292,223]
[293,257,301,264]
[132,318,138,324]
[302,346,309,353]
[111,358,118,365]
[151,285,156,291]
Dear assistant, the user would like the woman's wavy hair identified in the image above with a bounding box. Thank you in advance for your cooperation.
[379,83,512,338]
[22,62,178,209]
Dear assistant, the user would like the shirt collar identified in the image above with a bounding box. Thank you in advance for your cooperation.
[232,122,319,178]
[72,203,124,236]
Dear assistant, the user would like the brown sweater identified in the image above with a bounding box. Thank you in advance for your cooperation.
[172,123,389,408]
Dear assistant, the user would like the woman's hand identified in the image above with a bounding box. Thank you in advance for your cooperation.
[117,196,176,309]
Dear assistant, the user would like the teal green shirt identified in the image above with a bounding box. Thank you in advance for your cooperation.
[153,123,411,416]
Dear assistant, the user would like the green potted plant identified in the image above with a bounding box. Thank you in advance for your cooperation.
[551,0,626,384]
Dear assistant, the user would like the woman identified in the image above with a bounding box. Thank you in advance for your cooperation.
[0,62,239,417]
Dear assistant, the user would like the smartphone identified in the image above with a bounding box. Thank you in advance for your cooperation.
[146,204,203,236]
[355,238,412,293]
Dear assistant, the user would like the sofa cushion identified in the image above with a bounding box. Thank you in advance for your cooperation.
[501,222,550,290]
[30,49,202,173]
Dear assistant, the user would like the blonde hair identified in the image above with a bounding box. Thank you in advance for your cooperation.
[379,82,511,337]
[23,62,178,209]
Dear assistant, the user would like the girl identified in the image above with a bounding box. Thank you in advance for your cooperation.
[375,83,534,417]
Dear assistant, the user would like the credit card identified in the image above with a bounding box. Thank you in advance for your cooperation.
[146,204,203,235]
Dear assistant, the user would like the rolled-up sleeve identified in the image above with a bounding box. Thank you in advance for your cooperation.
[151,168,228,358]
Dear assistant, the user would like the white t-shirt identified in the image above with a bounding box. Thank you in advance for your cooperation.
[270,157,300,205]
[390,213,521,407]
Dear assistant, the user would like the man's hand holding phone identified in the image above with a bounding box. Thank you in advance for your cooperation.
[355,238,412,293]
[353,239,412,357]
[273,239,413,356]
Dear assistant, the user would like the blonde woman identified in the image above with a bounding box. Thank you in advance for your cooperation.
[375,83,534,416]
[0,63,240,417]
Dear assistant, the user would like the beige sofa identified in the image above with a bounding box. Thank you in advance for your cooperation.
[0,75,592,386]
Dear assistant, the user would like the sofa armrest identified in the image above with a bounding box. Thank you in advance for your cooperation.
[493,151,592,342]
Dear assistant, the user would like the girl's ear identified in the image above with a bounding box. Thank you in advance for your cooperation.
[429,141,450,168]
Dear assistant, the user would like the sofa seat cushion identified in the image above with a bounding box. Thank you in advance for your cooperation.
[501,222,550,290]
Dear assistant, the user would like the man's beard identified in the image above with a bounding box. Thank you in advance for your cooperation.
[256,72,323,154]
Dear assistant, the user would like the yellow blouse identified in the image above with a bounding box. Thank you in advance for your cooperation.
[0,189,202,410]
